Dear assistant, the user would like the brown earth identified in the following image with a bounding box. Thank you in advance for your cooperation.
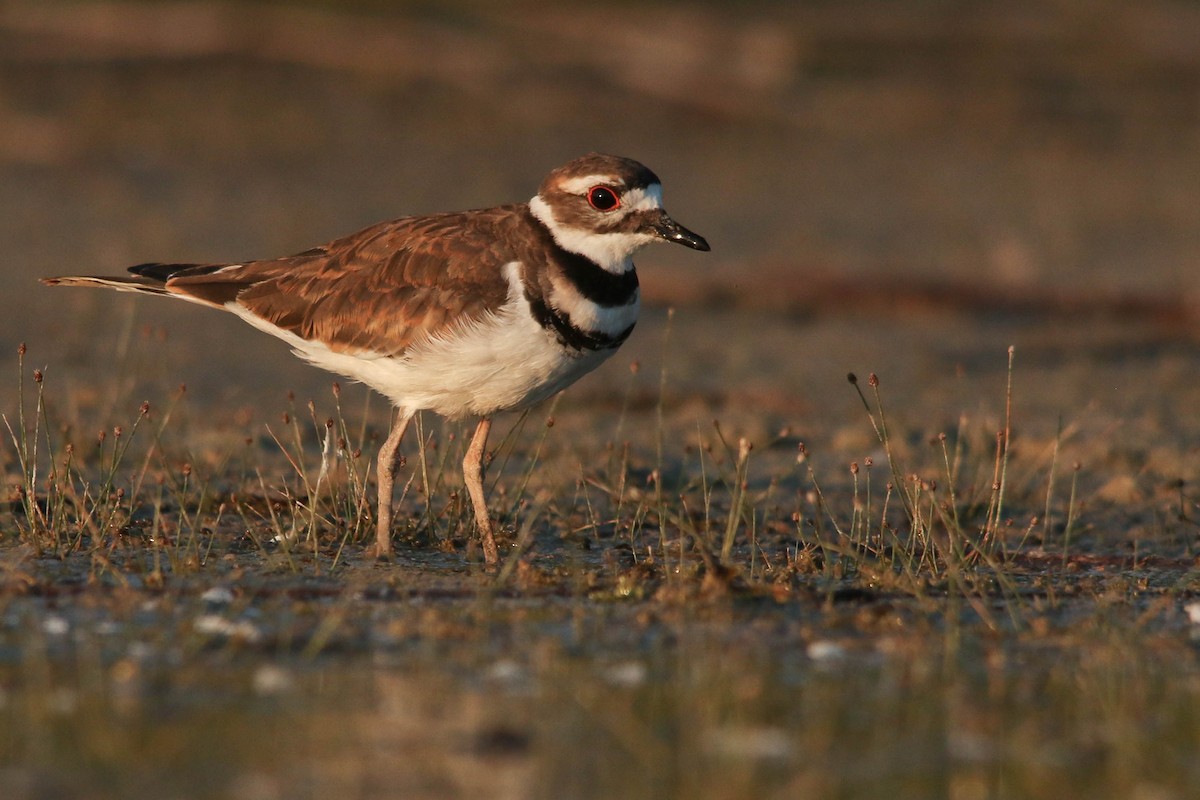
[3,3,1200,799]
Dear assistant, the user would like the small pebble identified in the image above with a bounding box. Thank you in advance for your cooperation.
[704,726,792,761]
[253,665,295,696]
[194,614,263,644]
[127,641,154,661]
[202,586,235,606]
[49,687,78,715]
[484,659,525,685]
[604,661,647,687]
[806,640,846,661]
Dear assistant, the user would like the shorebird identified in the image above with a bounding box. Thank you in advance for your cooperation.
[44,153,710,563]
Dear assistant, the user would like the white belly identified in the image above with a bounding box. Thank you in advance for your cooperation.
[225,261,636,418]
[296,303,622,417]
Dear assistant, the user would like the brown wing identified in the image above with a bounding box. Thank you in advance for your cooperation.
[163,206,521,356]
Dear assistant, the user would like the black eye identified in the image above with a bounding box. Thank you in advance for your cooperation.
[587,186,620,211]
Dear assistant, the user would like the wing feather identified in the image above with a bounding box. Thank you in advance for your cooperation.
[164,207,521,356]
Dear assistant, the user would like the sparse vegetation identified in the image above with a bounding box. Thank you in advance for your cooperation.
[4,330,1200,799]
[6,0,1200,796]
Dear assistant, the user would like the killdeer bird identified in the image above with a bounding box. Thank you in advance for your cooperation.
[43,153,710,564]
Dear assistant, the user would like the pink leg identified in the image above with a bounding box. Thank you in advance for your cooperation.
[368,408,413,559]
[463,417,499,564]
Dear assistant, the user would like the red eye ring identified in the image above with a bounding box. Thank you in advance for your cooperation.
[587,185,621,211]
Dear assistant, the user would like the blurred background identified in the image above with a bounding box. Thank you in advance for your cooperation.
[2,0,1199,422]
[6,6,1200,799]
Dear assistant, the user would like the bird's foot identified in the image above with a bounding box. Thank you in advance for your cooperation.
[479,523,500,566]
[365,539,394,561]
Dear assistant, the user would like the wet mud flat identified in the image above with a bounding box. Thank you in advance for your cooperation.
[4,304,1200,799]
[4,1,1200,796]
[2,539,1200,800]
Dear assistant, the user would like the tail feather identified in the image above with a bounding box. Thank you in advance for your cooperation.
[40,275,172,296]
[42,262,236,306]
[128,262,226,282]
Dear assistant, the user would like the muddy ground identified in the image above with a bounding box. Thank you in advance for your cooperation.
[3,2,1200,798]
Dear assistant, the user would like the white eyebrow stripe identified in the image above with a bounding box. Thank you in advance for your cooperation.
[559,174,626,194]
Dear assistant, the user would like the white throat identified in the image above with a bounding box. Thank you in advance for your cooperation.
[529,194,656,274]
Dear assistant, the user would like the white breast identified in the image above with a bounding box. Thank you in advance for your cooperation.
[225,261,634,418]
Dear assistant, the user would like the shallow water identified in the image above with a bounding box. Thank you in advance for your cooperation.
[3,579,1200,800]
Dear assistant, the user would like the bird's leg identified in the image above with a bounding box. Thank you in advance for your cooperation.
[463,416,499,565]
[368,408,413,560]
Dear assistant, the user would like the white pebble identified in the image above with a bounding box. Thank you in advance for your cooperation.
[253,665,295,696]
[201,586,235,606]
[194,615,263,644]
[604,661,648,687]
[484,659,525,685]
[806,640,846,661]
